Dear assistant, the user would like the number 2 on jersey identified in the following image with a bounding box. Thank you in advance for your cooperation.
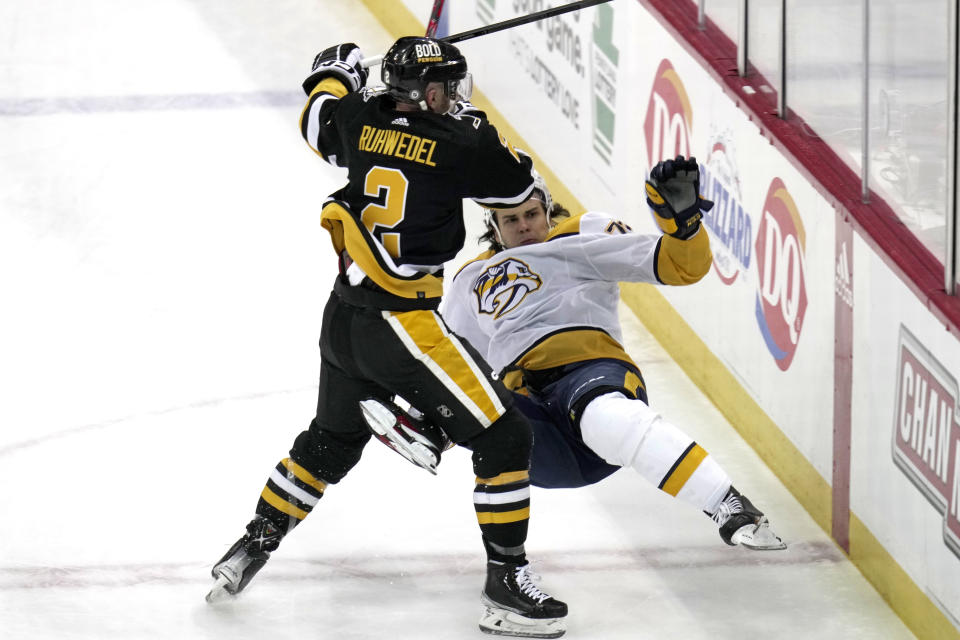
[361,166,408,258]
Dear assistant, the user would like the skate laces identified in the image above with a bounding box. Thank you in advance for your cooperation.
[514,565,550,604]
[711,494,743,527]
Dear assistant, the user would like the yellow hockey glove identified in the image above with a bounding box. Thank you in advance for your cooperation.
[645,155,714,240]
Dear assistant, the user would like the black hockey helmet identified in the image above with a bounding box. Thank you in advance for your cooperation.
[381,36,472,106]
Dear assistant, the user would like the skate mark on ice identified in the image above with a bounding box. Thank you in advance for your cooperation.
[0,542,843,590]
[0,386,316,457]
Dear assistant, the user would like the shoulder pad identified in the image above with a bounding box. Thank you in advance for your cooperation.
[545,213,588,241]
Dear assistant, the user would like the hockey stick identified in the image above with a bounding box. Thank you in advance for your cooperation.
[361,0,613,68]
[424,0,447,38]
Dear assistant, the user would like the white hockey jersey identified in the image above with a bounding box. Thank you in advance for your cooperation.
[441,211,711,390]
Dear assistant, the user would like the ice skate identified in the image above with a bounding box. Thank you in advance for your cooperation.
[712,486,787,550]
[206,516,283,602]
[360,397,451,475]
[479,561,567,638]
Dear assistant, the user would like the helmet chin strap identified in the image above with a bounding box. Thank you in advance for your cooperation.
[406,88,430,111]
[483,209,505,247]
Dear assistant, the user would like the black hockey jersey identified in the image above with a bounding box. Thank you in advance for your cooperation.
[300,78,535,300]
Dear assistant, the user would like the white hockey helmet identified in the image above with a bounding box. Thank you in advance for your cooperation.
[483,169,554,245]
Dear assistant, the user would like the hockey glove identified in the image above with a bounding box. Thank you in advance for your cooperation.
[302,43,368,95]
[449,100,487,120]
[645,155,714,240]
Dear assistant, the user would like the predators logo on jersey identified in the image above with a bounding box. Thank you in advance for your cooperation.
[473,258,542,319]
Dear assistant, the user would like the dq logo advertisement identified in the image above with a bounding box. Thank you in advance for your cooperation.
[892,326,960,559]
[643,59,693,166]
[642,60,809,373]
[754,178,807,371]
[700,135,751,286]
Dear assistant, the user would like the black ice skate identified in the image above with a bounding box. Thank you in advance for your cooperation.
[479,560,568,638]
[712,486,787,550]
[206,516,283,602]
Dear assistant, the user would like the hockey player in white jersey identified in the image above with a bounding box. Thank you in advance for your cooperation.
[452,155,784,549]
[365,155,786,566]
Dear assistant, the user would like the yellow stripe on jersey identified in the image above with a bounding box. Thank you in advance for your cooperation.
[504,352,644,396]
[260,486,309,520]
[509,329,638,389]
[657,230,712,286]
[660,444,708,496]
[623,370,645,397]
[453,249,498,281]
[502,370,524,393]
[321,201,444,299]
[306,77,349,101]
[476,470,530,486]
[299,78,350,160]
[387,310,505,425]
[281,458,327,494]
[476,507,530,525]
[545,213,586,240]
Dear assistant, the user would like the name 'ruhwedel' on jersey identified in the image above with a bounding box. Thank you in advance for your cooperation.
[300,76,535,302]
[356,125,439,166]
[442,211,713,389]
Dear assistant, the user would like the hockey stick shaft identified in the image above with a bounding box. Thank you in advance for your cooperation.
[361,0,613,68]
[444,0,611,43]
[424,0,447,38]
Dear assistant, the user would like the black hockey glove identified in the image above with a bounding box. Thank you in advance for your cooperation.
[302,43,368,95]
[645,155,714,240]
[449,100,487,120]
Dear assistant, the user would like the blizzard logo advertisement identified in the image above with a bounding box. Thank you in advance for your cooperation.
[590,2,618,163]
[700,136,751,285]
[754,178,807,371]
[892,326,960,559]
[643,59,693,167]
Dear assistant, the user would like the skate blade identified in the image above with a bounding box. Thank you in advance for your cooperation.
[359,399,395,437]
[205,574,234,603]
[733,518,787,551]
[479,606,566,638]
[359,400,439,475]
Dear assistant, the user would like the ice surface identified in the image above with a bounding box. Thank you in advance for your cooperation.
[0,1,916,638]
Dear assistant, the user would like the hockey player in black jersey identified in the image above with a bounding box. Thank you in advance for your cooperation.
[207,37,567,639]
